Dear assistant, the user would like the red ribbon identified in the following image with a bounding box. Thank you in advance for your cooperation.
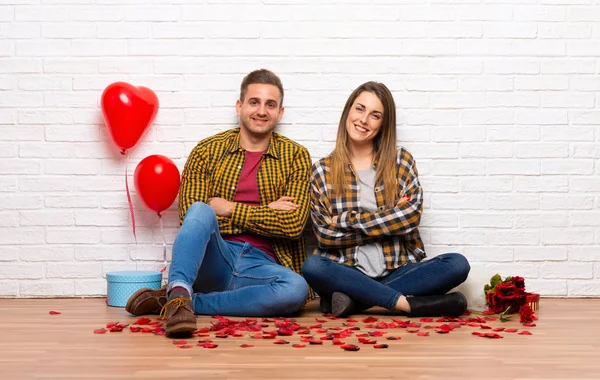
[158,213,167,273]
[125,161,137,243]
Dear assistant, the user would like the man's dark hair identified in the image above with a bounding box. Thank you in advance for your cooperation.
[240,69,284,106]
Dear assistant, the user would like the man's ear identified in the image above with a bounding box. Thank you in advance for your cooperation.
[277,106,285,122]
[235,99,242,117]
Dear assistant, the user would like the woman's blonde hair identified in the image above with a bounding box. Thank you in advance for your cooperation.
[330,81,398,207]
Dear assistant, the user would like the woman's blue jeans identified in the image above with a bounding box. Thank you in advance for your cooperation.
[168,202,309,316]
[301,253,470,311]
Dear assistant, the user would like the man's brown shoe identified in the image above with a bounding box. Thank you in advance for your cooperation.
[125,286,167,316]
[160,297,197,336]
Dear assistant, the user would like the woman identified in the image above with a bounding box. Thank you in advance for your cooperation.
[302,82,470,317]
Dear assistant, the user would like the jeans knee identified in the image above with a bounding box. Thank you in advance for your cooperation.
[449,253,470,282]
[274,274,308,314]
[184,202,217,227]
[301,255,327,282]
[290,274,309,304]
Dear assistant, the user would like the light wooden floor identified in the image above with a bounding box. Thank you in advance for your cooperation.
[0,298,597,380]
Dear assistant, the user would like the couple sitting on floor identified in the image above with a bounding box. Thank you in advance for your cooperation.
[125,69,470,337]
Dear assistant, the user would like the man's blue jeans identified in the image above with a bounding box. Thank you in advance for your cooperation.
[168,202,309,316]
[301,253,470,311]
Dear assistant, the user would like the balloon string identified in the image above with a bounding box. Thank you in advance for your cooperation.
[125,154,137,243]
[158,213,167,273]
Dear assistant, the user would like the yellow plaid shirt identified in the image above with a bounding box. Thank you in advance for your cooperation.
[310,148,426,269]
[178,128,314,300]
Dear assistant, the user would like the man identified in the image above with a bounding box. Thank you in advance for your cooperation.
[125,69,312,336]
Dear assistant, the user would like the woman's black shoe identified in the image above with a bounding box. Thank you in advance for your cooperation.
[331,292,371,317]
[406,292,468,317]
[319,296,332,314]
[331,292,357,317]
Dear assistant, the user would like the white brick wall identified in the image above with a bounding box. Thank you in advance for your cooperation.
[1,1,599,298]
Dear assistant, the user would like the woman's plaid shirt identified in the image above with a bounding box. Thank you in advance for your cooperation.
[310,147,426,269]
[178,128,313,297]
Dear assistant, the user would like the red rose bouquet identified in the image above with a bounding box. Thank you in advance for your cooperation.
[484,274,538,323]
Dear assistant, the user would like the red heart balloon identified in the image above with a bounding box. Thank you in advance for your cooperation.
[101,82,159,153]
[134,155,180,214]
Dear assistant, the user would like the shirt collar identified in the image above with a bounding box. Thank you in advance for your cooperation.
[347,156,379,175]
[226,128,280,159]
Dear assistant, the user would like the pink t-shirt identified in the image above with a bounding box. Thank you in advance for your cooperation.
[224,150,278,263]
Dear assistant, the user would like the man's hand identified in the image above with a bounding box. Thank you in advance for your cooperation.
[207,197,234,217]
[268,196,298,211]
[332,215,338,224]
